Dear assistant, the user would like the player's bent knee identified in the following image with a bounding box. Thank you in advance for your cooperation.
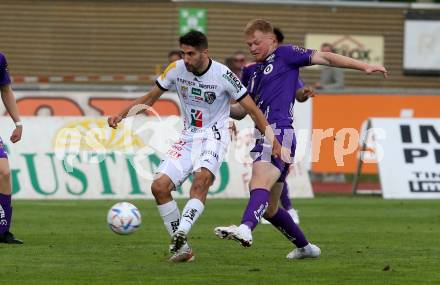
[151,179,172,199]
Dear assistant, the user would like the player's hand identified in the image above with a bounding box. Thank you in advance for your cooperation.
[108,115,123,129]
[302,86,316,100]
[10,126,22,143]
[271,138,282,159]
[365,64,388,78]
[229,121,237,141]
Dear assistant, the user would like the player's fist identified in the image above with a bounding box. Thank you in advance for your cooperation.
[10,126,22,143]
[108,115,123,129]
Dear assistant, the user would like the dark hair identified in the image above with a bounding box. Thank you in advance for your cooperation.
[273,27,284,44]
[168,50,181,58]
[179,30,208,50]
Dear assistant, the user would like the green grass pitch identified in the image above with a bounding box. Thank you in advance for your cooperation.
[1,197,439,285]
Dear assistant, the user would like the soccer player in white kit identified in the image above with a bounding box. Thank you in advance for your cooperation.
[108,31,282,262]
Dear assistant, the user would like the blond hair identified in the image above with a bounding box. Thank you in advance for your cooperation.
[244,19,274,36]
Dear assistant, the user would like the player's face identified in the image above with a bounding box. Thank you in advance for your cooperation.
[245,30,276,62]
[180,44,207,73]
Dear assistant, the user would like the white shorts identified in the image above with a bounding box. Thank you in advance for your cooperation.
[156,128,229,188]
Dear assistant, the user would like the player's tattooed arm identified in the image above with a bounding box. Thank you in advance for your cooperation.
[108,85,164,129]
[311,51,388,78]
[230,103,248,120]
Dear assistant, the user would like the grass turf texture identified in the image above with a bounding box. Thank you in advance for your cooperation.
[1,197,439,285]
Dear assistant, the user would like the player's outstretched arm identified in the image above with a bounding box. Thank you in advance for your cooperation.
[1,84,22,143]
[108,85,164,129]
[311,51,388,78]
[230,102,248,120]
[238,95,282,159]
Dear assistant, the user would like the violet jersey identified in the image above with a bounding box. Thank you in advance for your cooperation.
[156,59,247,132]
[0,53,11,87]
[242,62,305,97]
[246,45,314,127]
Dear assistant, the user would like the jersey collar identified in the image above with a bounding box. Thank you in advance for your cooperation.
[193,58,212,77]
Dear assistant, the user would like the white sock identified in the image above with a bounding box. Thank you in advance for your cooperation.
[178,198,204,234]
[157,200,180,237]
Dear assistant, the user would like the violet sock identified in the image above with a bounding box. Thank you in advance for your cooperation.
[267,207,308,248]
[0,193,11,234]
[280,183,293,210]
[240,188,270,230]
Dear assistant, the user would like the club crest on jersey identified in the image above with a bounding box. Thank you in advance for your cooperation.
[263,64,273,75]
[190,109,203,128]
[181,86,188,99]
[204,91,216,104]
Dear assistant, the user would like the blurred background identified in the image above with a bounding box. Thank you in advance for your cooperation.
[1,0,439,199]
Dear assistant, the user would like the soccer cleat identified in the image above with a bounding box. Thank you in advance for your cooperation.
[169,230,187,254]
[169,243,195,263]
[286,243,321,259]
[0,231,23,244]
[214,224,252,247]
[288,208,300,224]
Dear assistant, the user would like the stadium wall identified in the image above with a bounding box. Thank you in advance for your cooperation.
[0,0,439,88]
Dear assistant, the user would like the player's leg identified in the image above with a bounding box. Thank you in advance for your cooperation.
[172,135,224,247]
[176,167,213,235]
[151,173,180,237]
[265,183,308,247]
[0,152,22,244]
[279,182,292,210]
[279,182,300,224]
[170,167,214,255]
[265,180,319,259]
[215,161,280,247]
[152,137,194,261]
[152,168,195,263]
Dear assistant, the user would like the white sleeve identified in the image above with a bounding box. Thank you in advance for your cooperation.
[156,61,178,90]
[221,67,248,101]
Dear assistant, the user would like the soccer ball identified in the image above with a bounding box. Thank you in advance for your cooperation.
[107,202,141,235]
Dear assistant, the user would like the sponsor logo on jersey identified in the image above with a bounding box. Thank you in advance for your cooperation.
[198,83,218,90]
[202,149,219,161]
[160,61,177,80]
[177,77,196,86]
[191,88,204,102]
[223,70,243,92]
[263,64,273,75]
[181,86,188,99]
[204,91,216,104]
[190,109,203,128]
[292,45,308,54]
[266,53,276,62]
